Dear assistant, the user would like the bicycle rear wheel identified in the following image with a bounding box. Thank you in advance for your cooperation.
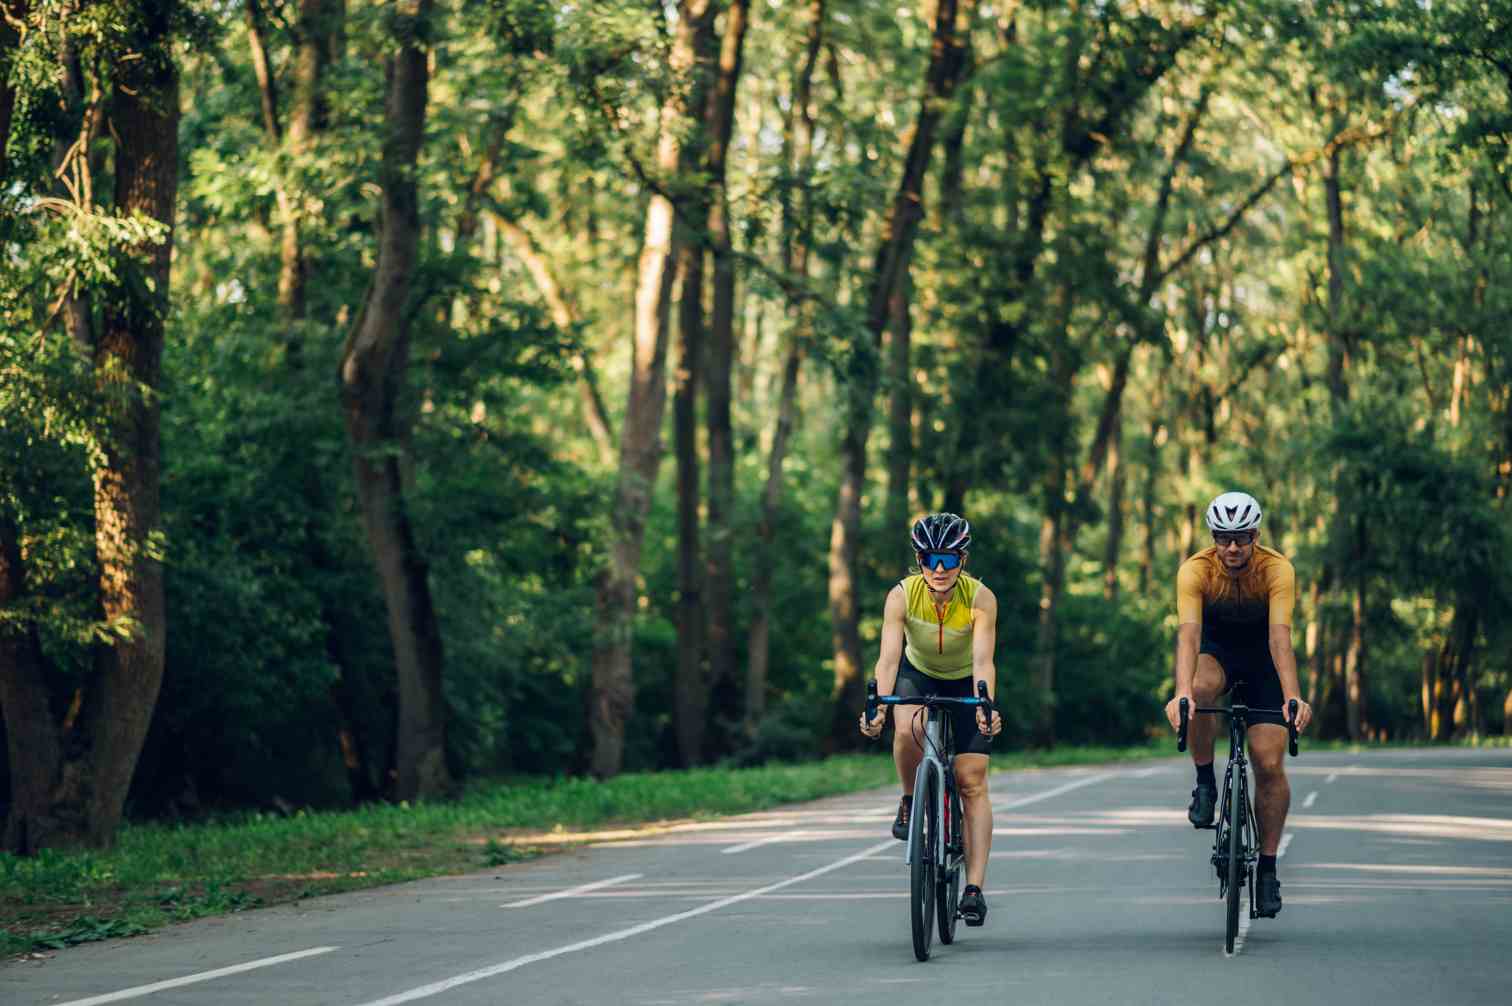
[1224,772,1243,953]
[910,769,938,961]
[937,783,962,945]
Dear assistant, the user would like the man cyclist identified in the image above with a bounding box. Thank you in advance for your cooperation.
[860,513,1003,926]
[1164,491,1313,917]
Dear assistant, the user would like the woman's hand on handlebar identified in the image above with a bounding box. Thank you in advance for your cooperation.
[1165,694,1191,732]
[975,706,1003,737]
[859,707,887,738]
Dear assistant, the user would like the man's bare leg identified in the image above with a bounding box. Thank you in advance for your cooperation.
[1189,654,1227,768]
[1247,724,1291,855]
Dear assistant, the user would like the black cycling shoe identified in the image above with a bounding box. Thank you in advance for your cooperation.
[1255,871,1282,917]
[891,795,912,841]
[1188,782,1217,828]
[958,885,987,927]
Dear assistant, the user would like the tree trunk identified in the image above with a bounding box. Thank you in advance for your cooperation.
[1343,526,1366,742]
[76,2,180,848]
[1030,315,1074,747]
[589,1,712,778]
[0,510,72,853]
[672,227,708,769]
[338,0,451,802]
[884,270,914,540]
[829,0,973,743]
[669,3,719,769]
[746,0,823,731]
[1138,416,1160,594]
[1102,405,1124,601]
[1,4,26,181]
[702,0,752,737]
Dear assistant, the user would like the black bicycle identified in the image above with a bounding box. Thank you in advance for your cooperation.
[865,679,992,961]
[1177,696,1298,954]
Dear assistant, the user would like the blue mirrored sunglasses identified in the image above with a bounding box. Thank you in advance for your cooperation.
[919,551,962,571]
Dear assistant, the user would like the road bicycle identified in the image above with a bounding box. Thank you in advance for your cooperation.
[865,679,992,962]
[1177,695,1298,954]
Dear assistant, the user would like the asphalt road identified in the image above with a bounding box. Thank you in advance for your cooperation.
[5,746,1510,1006]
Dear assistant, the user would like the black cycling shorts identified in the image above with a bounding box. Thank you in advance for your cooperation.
[1199,630,1287,727]
[893,655,993,756]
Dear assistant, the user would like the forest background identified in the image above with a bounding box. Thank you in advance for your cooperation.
[3,0,1511,854]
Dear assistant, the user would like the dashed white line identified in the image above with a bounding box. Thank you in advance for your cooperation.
[1325,771,1339,784]
[1278,831,1295,858]
[500,873,642,908]
[997,772,1120,809]
[722,831,809,854]
[356,771,1118,1005]
[1229,910,1253,956]
[1303,790,1318,808]
[51,947,339,1006]
[355,841,895,1006]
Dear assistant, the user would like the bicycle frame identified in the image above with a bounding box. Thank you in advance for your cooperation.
[900,704,953,869]
[867,680,991,960]
[1177,696,1298,950]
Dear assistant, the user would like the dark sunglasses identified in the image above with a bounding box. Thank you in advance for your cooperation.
[919,551,963,571]
[1213,532,1256,548]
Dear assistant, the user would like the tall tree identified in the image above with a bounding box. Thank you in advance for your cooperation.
[829,0,975,742]
[590,0,714,777]
[0,1,181,852]
[746,0,825,730]
[701,0,752,745]
[338,0,451,801]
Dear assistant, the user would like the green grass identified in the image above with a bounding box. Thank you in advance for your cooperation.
[3,735,1496,956]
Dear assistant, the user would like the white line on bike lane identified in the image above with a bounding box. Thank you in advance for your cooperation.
[353,771,1119,1005]
[352,840,894,1006]
[50,947,339,1006]
[721,832,805,854]
[500,873,643,908]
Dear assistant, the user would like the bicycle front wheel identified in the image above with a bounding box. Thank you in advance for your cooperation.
[910,769,938,961]
[1224,773,1243,953]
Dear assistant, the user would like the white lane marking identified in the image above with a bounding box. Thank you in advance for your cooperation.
[997,772,1119,811]
[355,840,894,1006]
[51,947,338,1006]
[722,832,805,855]
[1302,790,1318,808]
[1325,772,1339,784]
[1229,910,1253,957]
[1129,766,1161,778]
[360,773,1120,1005]
[500,873,642,908]
[1278,831,1294,858]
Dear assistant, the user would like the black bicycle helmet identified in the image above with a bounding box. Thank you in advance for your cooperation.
[910,512,971,553]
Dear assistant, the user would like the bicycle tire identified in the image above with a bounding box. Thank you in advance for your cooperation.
[937,783,962,945]
[910,767,937,961]
[1224,769,1243,954]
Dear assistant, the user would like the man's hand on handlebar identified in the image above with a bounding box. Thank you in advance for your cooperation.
[859,707,887,739]
[1285,695,1313,733]
[1165,694,1192,732]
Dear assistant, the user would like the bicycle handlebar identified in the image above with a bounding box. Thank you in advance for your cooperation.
[1175,697,1300,757]
[864,680,994,734]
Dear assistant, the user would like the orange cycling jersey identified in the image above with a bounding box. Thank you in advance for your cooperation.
[1176,545,1295,636]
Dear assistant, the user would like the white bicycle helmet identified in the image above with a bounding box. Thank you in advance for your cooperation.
[1204,492,1262,533]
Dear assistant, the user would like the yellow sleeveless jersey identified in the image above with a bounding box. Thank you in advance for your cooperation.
[901,573,982,680]
[1176,545,1295,636]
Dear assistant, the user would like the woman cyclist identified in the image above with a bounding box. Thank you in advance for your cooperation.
[860,512,1003,926]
